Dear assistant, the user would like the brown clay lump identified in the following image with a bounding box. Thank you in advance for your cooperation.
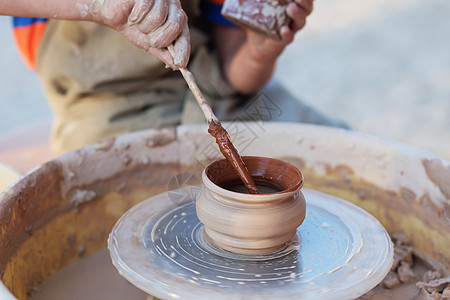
[221,0,292,40]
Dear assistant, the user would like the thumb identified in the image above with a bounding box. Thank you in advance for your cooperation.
[148,47,179,70]
[120,26,179,70]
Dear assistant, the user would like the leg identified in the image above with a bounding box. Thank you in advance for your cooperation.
[36,20,186,154]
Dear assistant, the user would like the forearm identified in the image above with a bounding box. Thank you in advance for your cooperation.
[226,42,276,95]
[0,0,93,21]
[1,0,190,69]
[214,26,278,96]
[217,0,313,95]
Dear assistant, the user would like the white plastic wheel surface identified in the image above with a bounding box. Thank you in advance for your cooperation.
[109,188,393,300]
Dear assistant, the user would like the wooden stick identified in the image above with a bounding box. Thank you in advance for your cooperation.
[167,45,218,124]
[178,68,219,124]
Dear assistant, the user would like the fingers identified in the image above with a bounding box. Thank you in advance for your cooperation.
[286,0,313,32]
[138,0,169,34]
[170,22,191,68]
[146,0,186,48]
[128,0,154,25]
[148,47,178,69]
[295,0,314,15]
[136,0,186,49]
[279,25,295,44]
[123,26,179,69]
[122,0,190,69]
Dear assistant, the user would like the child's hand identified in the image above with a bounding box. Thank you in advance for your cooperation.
[287,0,314,35]
[245,0,314,65]
[89,0,190,69]
[219,0,314,94]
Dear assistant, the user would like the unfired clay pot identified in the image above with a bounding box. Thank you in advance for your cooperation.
[196,156,306,254]
[0,123,449,299]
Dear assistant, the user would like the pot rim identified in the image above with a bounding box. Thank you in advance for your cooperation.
[202,156,303,203]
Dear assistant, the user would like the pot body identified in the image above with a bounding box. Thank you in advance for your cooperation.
[196,156,306,254]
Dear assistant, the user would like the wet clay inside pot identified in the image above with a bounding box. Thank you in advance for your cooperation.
[206,156,303,194]
[197,156,306,254]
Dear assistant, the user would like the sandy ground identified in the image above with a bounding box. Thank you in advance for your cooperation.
[0,0,449,161]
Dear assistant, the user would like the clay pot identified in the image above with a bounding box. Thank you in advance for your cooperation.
[196,157,306,254]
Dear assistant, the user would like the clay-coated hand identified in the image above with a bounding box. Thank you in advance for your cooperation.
[89,0,190,69]
[245,0,313,64]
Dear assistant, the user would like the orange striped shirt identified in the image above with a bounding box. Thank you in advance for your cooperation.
[12,17,48,70]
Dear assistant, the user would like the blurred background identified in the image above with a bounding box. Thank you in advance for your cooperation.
[0,0,449,164]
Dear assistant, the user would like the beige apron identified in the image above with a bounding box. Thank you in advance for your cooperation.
[36,1,348,154]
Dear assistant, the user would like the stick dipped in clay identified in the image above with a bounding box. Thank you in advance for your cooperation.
[168,45,260,194]
[180,68,260,195]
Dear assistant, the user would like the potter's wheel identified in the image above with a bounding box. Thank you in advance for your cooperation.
[109,188,393,299]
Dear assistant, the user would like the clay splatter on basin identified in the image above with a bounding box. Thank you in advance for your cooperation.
[0,123,449,299]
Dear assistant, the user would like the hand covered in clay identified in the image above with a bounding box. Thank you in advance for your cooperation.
[246,0,313,64]
[89,0,190,69]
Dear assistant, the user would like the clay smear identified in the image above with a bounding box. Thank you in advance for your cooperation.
[357,233,450,300]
